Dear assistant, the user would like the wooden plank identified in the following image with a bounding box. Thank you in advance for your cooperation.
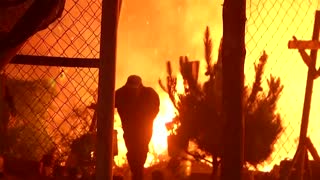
[294,10,320,180]
[10,55,99,68]
[288,40,320,49]
[306,137,320,161]
[298,10,320,150]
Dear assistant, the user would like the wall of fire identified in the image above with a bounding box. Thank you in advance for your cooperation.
[2,0,320,171]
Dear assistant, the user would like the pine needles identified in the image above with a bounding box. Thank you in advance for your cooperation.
[160,26,283,167]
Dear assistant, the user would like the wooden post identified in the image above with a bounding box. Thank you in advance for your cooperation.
[296,11,320,180]
[306,138,320,161]
[96,0,119,179]
[285,11,320,180]
[297,11,320,148]
[220,0,246,179]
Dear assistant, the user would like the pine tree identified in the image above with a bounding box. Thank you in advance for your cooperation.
[160,27,283,174]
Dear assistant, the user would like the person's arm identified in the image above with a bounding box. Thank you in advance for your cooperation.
[146,88,160,119]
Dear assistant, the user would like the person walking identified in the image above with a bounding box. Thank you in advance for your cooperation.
[115,75,160,180]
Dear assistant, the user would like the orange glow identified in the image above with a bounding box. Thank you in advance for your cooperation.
[15,0,320,173]
[113,75,185,167]
[244,0,319,172]
[115,0,320,172]
[113,95,176,167]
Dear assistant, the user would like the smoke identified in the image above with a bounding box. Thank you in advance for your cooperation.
[114,1,224,166]
[115,0,320,171]
[116,0,223,89]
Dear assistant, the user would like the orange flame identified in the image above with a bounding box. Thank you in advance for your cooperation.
[16,0,320,173]
[113,97,173,167]
[113,75,185,167]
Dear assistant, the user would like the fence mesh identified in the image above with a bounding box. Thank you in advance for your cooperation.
[1,0,320,174]
[245,0,320,170]
[1,0,101,166]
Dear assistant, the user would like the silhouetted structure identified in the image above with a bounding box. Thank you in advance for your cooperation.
[96,0,121,179]
[115,75,160,180]
[221,0,246,179]
[284,11,320,180]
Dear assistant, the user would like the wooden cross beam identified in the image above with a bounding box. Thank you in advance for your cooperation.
[287,12,320,79]
[288,36,320,78]
[289,40,320,49]
[285,10,320,180]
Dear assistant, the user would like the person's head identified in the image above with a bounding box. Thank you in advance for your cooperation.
[124,75,143,96]
[125,75,143,89]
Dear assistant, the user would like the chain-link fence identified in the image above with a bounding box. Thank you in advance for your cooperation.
[245,0,320,171]
[1,0,320,176]
[1,0,101,168]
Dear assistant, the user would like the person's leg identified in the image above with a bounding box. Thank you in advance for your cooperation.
[126,146,148,180]
[125,134,149,180]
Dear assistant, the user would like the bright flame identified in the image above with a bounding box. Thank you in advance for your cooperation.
[113,0,320,170]
[113,75,185,167]
[14,0,320,173]
[113,95,176,167]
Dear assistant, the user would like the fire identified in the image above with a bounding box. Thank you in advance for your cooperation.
[113,94,175,167]
[14,0,320,173]
[55,0,317,173]
[113,75,185,167]
[114,0,320,171]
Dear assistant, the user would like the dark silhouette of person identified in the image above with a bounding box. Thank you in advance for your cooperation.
[115,75,160,180]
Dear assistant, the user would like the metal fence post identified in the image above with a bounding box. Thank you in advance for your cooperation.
[96,0,119,179]
[221,0,246,179]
